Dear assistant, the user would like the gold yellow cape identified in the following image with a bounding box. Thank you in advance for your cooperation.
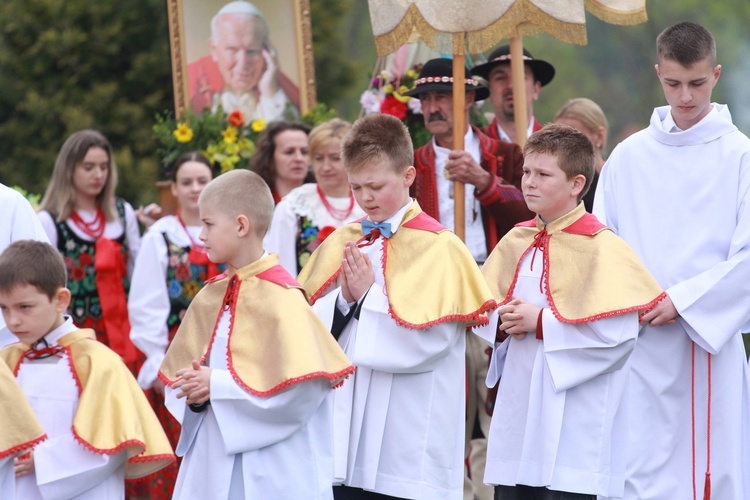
[1,330,175,478]
[0,360,46,459]
[482,204,665,322]
[159,254,354,395]
[298,201,496,329]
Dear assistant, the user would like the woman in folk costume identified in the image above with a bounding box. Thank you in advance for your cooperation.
[0,361,46,496]
[250,120,313,203]
[37,130,142,373]
[127,151,222,499]
[264,119,366,275]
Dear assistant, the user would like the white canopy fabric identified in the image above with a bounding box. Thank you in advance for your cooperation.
[368,0,646,55]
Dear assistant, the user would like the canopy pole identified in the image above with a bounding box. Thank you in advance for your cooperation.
[510,34,528,147]
[452,34,466,241]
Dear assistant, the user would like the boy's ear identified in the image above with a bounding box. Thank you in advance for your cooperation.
[654,63,661,79]
[712,64,722,86]
[403,165,416,188]
[236,214,252,237]
[570,174,586,198]
[55,288,72,313]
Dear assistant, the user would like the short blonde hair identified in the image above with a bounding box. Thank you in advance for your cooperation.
[341,114,413,174]
[554,98,609,152]
[308,118,351,158]
[199,169,274,237]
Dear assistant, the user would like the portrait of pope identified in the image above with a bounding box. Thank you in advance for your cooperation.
[185,0,301,121]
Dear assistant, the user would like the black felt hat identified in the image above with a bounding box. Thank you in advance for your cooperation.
[403,58,490,101]
[471,45,555,87]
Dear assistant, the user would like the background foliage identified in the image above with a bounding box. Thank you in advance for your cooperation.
[1,0,749,211]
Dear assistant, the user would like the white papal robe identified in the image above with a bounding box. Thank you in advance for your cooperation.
[594,103,750,500]
[165,308,335,500]
[10,318,127,500]
[475,251,639,498]
[311,202,467,500]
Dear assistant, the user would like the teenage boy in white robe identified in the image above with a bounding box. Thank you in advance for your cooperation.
[299,114,496,500]
[477,124,663,500]
[160,169,354,499]
[594,21,750,500]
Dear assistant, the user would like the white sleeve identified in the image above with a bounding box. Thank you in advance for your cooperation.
[542,310,639,393]
[263,199,299,276]
[37,211,58,248]
[209,370,329,454]
[128,228,171,389]
[122,202,141,276]
[0,457,13,499]
[7,193,48,244]
[351,283,464,374]
[473,309,508,388]
[33,434,127,500]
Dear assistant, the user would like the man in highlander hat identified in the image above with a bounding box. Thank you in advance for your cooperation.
[406,58,531,263]
[405,57,532,500]
[472,45,556,144]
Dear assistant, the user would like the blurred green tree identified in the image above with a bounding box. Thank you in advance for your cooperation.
[0,0,172,205]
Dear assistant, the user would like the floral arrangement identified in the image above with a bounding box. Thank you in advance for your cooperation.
[360,64,431,148]
[153,107,266,176]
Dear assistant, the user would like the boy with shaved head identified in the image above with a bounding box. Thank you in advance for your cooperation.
[160,169,353,499]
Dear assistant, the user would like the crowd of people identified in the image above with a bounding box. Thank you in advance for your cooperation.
[1,18,749,500]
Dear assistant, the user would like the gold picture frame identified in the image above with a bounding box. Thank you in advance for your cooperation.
[166,0,316,119]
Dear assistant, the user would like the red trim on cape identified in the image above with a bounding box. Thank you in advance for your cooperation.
[308,268,342,305]
[515,213,608,236]
[378,239,495,330]
[64,346,84,396]
[226,365,356,397]
[561,213,608,236]
[401,212,447,233]
[256,265,301,288]
[71,428,145,456]
[498,234,668,324]
[205,270,229,284]
[0,434,47,459]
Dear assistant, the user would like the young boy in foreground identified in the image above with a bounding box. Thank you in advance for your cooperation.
[298,113,496,499]
[594,21,750,499]
[0,240,174,499]
[476,124,664,499]
[159,169,354,499]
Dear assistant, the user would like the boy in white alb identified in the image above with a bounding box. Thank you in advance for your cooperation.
[477,125,663,499]
[593,21,750,499]
[299,114,496,499]
[0,240,174,499]
[159,169,354,499]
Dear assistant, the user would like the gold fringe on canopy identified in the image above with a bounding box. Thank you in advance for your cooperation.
[369,0,647,55]
[585,0,647,26]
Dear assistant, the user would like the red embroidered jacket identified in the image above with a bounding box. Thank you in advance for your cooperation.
[411,126,533,255]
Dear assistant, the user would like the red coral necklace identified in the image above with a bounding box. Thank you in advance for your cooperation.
[70,208,106,239]
[316,185,355,221]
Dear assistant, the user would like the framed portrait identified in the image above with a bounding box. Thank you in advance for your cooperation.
[166,0,316,120]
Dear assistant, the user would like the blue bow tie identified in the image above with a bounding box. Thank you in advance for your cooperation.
[361,220,393,238]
